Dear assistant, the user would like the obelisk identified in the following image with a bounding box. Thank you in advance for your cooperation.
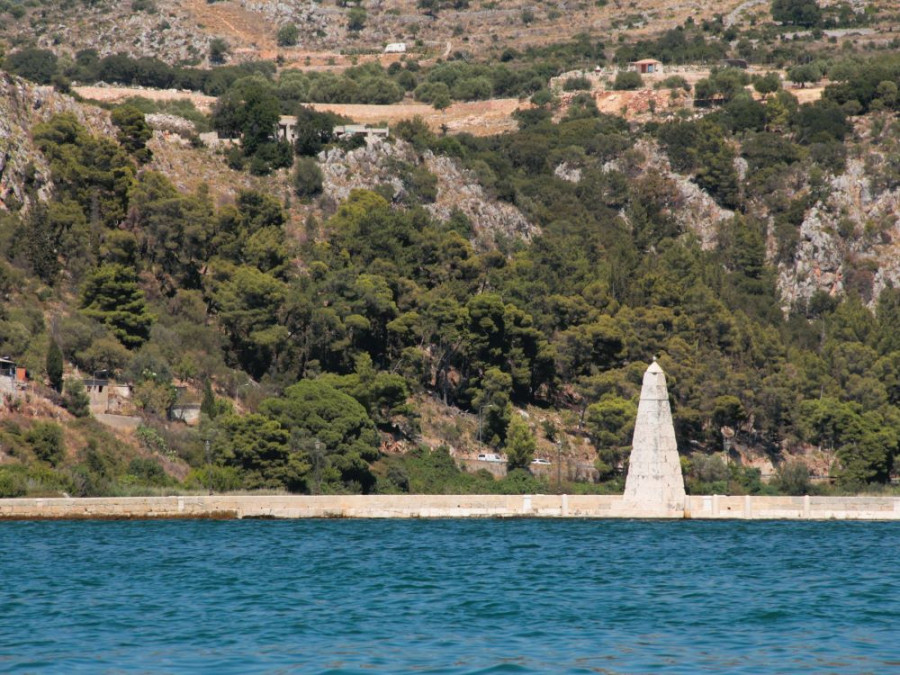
[623,358,685,511]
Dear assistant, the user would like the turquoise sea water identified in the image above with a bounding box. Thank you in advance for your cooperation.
[1,519,898,673]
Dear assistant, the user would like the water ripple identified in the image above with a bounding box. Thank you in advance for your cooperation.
[0,520,898,672]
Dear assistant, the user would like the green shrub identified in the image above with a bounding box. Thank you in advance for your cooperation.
[655,75,690,91]
[505,415,536,469]
[127,457,170,486]
[293,157,324,199]
[136,424,171,457]
[225,146,245,170]
[46,339,64,393]
[209,38,229,65]
[613,71,642,90]
[775,460,811,495]
[26,422,65,467]
[0,469,26,497]
[772,0,821,27]
[248,141,294,176]
[4,48,58,84]
[347,7,366,31]
[563,76,591,92]
[404,166,438,204]
[62,379,91,418]
[277,24,299,47]
[184,465,243,493]
[496,468,544,494]
[111,105,153,161]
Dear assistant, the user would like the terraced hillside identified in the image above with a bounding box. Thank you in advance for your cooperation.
[0,0,839,66]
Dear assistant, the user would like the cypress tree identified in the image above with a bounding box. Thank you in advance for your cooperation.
[201,380,217,420]
[46,339,64,392]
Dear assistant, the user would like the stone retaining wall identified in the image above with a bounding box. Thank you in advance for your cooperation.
[1,495,900,520]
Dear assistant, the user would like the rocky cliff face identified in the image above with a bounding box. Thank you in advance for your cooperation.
[16,1,210,64]
[557,138,734,251]
[0,73,113,213]
[239,0,341,48]
[778,155,900,310]
[634,139,735,251]
[319,138,537,247]
[556,133,900,311]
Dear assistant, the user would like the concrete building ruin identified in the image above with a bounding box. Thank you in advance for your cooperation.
[276,116,389,145]
[623,359,686,511]
[83,375,133,415]
[170,385,201,426]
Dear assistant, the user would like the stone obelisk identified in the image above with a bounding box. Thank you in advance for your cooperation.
[623,358,685,511]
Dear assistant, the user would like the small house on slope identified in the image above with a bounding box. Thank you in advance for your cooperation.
[0,357,26,399]
[629,59,663,75]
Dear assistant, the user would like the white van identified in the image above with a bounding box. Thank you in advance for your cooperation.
[477,453,504,462]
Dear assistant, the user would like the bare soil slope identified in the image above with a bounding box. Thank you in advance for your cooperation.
[75,85,527,135]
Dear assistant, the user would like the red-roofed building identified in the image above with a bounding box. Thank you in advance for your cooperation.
[629,59,664,74]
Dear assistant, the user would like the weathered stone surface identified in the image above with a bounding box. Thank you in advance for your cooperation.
[0,73,113,213]
[1,494,898,520]
[319,138,537,248]
[777,156,900,310]
[605,139,733,251]
[424,152,538,245]
[146,113,197,137]
[623,360,686,510]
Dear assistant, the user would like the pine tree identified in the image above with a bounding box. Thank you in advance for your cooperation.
[80,264,154,348]
[505,414,536,470]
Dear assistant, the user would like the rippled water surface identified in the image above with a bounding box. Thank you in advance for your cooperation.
[1,519,899,673]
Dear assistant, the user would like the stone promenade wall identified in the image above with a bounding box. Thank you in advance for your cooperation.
[0,495,631,520]
[1,494,900,520]
[684,494,900,520]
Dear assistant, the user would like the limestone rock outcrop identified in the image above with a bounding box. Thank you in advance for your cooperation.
[0,73,113,213]
[319,138,537,248]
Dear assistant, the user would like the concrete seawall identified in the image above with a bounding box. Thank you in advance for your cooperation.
[2,494,900,520]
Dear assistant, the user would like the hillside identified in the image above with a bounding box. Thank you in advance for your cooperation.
[0,0,763,66]
[2,0,900,499]
[3,0,896,71]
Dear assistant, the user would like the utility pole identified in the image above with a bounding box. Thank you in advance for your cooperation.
[313,438,323,495]
[556,440,562,494]
[205,438,212,495]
